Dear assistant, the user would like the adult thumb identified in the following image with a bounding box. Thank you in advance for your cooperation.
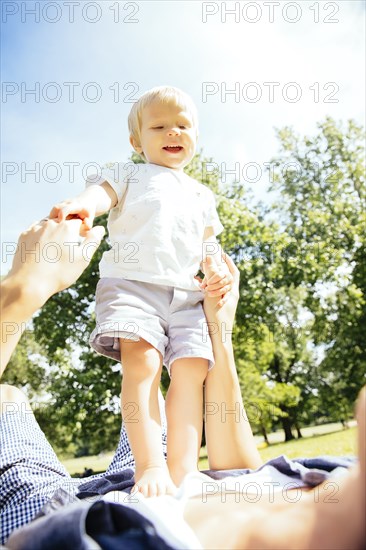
[203,255,219,279]
[78,225,105,266]
[204,254,216,271]
[85,225,105,244]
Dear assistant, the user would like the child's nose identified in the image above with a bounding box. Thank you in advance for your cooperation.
[167,126,180,136]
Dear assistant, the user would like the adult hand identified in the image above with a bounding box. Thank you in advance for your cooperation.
[201,253,240,333]
[200,260,233,300]
[1,217,105,377]
[7,217,105,306]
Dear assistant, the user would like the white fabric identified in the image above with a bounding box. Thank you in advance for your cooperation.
[177,469,307,501]
[103,489,203,550]
[86,162,224,291]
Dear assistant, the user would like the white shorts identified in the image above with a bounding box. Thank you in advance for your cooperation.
[89,278,214,373]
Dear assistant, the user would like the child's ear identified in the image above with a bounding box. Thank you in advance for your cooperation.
[129,135,143,154]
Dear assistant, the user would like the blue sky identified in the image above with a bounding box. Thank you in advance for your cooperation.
[1,0,365,273]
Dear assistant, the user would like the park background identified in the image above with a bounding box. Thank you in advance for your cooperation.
[1,0,365,472]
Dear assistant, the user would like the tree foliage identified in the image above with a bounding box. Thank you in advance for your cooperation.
[269,117,366,419]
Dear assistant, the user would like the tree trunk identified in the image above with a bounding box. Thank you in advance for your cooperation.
[261,425,269,445]
[281,416,295,441]
[201,423,206,447]
[295,423,303,439]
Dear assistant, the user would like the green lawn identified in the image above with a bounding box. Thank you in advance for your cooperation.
[61,452,116,477]
[61,424,356,476]
[258,426,356,463]
[198,426,356,470]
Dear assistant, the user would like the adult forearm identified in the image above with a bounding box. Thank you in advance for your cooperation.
[0,277,46,378]
[205,337,263,470]
[204,293,263,470]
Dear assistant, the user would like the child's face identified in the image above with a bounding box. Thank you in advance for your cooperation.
[131,99,197,170]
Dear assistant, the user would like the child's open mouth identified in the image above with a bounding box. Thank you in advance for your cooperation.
[163,146,183,153]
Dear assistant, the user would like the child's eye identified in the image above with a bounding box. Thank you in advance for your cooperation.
[152,126,163,130]
[179,125,186,129]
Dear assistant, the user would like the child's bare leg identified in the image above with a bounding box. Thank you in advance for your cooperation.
[165,358,208,486]
[120,338,175,497]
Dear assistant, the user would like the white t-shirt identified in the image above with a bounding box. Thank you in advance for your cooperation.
[86,162,224,291]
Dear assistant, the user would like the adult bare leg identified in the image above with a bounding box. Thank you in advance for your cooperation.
[0,384,32,415]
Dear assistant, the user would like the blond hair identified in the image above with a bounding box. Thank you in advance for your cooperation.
[128,86,198,152]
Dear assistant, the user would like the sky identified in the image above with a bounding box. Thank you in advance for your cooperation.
[1,0,365,274]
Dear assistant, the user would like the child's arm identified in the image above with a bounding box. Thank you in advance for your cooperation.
[201,226,233,306]
[49,181,118,231]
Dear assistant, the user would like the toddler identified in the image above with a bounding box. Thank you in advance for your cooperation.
[50,86,232,496]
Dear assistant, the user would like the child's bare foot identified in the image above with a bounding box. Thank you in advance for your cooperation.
[134,466,177,498]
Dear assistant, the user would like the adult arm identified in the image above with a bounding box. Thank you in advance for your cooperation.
[203,255,263,470]
[0,218,105,378]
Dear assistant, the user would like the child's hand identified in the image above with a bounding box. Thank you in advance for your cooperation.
[49,198,96,234]
[201,254,240,329]
[199,253,234,307]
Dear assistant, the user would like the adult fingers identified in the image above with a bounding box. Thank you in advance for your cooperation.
[222,252,240,282]
[76,225,105,265]
[202,255,217,276]
[206,271,233,286]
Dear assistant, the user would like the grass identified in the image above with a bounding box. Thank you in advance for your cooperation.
[61,452,116,477]
[258,426,356,463]
[60,423,357,476]
[198,426,356,470]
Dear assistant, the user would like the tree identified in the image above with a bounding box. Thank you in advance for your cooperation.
[1,328,48,400]
[237,331,301,443]
[268,117,366,416]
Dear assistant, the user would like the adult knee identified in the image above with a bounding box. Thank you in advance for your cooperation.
[0,384,31,414]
